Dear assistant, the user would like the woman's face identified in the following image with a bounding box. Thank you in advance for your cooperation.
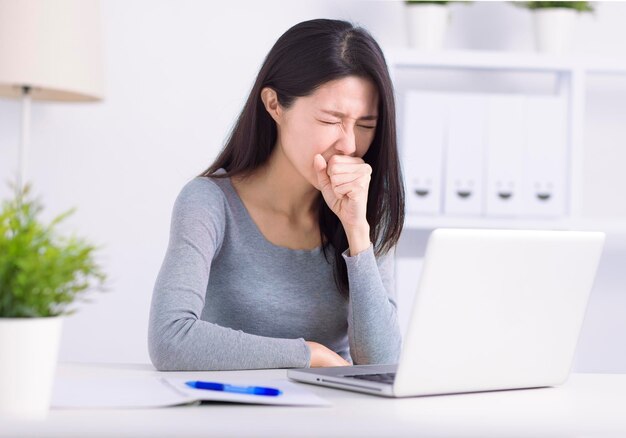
[270,76,379,189]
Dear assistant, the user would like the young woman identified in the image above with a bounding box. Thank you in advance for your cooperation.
[148,18,404,371]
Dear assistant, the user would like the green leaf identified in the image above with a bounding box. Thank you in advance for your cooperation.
[0,183,107,317]
[510,1,595,13]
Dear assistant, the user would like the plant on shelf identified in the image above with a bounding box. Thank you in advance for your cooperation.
[512,2,594,13]
[511,2,595,54]
[404,1,473,51]
[0,183,106,420]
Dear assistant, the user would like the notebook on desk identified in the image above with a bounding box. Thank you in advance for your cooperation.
[51,376,330,408]
[288,228,605,398]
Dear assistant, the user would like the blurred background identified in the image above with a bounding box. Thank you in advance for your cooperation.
[0,0,624,372]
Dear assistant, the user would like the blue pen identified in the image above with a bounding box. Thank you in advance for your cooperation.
[185,380,282,396]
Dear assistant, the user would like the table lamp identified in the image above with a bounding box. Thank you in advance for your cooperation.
[0,0,105,190]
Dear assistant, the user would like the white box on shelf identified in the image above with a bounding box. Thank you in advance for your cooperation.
[522,95,568,217]
[485,94,526,217]
[402,91,447,215]
[443,93,487,216]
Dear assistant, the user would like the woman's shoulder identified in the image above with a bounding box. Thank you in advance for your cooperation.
[177,175,225,202]
[173,174,230,221]
[169,175,230,253]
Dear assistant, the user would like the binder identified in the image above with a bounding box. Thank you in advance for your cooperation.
[522,95,568,217]
[485,94,526,217]
[443,93,487,216]
[401,91,447,215]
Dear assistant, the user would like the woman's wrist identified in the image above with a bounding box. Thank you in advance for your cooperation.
[306,340,350,367]
[345,223,371,256]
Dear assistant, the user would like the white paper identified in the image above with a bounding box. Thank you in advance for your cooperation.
[165,378,331,407]
[51,376,197,409]
[51,376,331,409]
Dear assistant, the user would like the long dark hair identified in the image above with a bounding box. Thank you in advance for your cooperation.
[200,18,404,298]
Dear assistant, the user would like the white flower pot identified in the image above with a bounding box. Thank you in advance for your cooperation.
[533,8,577,54]
[406,4,450,51]
[0,317,63,420]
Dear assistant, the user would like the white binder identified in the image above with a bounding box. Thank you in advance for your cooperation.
[485,94,526,217]
[401,91,447,215]
[522,95,568,217]
[444,93,487,216]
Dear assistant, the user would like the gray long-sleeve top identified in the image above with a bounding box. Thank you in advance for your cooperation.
[148,172,402,371]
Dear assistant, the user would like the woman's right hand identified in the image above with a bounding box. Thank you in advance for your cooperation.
[305,341,351,367]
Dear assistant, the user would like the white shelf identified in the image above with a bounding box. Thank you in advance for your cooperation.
[404,215,626,234]
[384,48,626,75]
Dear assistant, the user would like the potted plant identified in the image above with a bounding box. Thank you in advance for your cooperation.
[0,184,106,420]
[513,2,595,54]
[405,1,472,51]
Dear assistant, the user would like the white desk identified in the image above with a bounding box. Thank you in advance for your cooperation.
[2,363,626,437]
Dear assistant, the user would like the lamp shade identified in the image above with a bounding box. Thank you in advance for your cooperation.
[0,0,104,102]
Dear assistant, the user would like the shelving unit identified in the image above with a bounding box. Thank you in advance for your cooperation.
[384,48,626,233]
[385,48,626,74]
[403,215,626,235]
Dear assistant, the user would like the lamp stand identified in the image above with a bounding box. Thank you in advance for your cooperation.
[17,85,31,192]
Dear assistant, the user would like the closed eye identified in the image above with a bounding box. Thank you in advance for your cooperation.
[320,120,375,130]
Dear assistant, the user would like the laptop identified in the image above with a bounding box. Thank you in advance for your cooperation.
[288,228,605,397]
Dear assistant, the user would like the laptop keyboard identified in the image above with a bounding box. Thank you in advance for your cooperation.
[342,372,396,384]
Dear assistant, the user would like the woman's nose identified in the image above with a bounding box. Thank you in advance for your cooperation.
[335,125,357,156]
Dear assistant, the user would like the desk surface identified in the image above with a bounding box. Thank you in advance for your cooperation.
[2,363,626,438]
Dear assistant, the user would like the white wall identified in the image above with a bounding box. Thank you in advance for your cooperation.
[0,0,624,371]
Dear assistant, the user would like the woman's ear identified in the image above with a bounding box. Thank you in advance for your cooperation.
[260,87,283,125]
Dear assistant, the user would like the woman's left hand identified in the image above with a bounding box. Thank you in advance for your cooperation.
[314,154,372,255]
